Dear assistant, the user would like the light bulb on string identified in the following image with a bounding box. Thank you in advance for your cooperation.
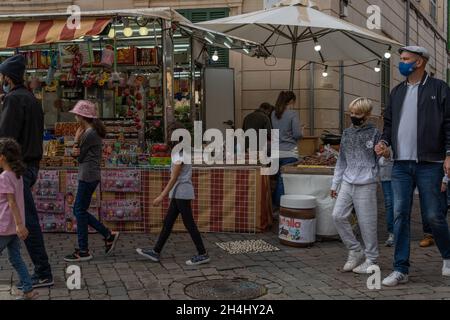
[108,28,116,38]
[314,38,321,52]
[322,65,328,78]
[212,50,219,62]
[374,60,381,73]
[384,46,392,59]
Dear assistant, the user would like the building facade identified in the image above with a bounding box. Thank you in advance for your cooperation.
[1,0,448,134]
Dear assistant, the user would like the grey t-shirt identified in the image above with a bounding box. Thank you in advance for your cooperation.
[78,128,102,182]
[169,152,195,200]
[271,110,303,159]
[397,82,419,161]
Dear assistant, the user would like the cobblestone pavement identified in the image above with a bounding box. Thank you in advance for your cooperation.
[1,195,450,300]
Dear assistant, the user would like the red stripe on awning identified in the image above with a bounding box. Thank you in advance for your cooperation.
[85,18,110,36]
[35,20,54,44]
[59,22,77,41]
[7,21,26,48]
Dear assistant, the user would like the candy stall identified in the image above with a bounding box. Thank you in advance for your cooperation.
[0,9,271,234]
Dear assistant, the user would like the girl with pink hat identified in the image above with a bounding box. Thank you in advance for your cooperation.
[64,100,120,262]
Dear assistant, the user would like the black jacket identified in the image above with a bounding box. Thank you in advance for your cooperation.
[0,85,44,167]
[382,72,450,162]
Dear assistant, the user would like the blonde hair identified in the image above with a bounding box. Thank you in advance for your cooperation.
[349,97,373,116]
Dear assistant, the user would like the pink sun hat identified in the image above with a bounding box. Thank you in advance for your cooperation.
[70,100,98,119]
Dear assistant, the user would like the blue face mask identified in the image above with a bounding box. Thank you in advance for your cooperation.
[399,61,417,77]
[2,84,10,94]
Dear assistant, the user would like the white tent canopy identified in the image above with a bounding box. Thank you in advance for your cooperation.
[198,0,403,89]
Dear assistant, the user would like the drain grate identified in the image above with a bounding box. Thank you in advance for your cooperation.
[216,240,280,255]
[184,279,267,300]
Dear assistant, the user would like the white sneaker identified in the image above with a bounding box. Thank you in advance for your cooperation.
[353,260,378,274]
[385,233,394,247]
[382,271,409,287]
[443,260,450,277]
[342,250,364,272]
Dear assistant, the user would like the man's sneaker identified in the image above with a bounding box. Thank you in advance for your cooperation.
[105,232,120,256]
[186,254,210,266]
[136,248,160,262]
[32,277,55,289]
[342,250,364,272]
[382,271,409,287]
[352,260,378,274]
[16,275,54,290]
[64,249,93,262]
[385,233,395,247]
[443,260,450,277]
[419,234,435,248]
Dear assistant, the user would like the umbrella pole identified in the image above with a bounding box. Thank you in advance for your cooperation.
[289,27,299,91]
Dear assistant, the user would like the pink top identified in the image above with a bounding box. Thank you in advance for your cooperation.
[0,171,25,236]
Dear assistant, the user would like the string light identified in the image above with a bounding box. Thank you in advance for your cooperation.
[384,46,392,59]
[374,60,381,73]
[322,65,328,77]
[123,27,133,37]
[314,38,322,52]
[212,50,219,62]
[139,27,149,36]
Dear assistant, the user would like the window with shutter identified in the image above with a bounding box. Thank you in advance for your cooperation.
[177,8,230,67]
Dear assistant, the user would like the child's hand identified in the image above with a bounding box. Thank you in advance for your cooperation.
[72,146,80,157]
[442,183,448,193]
[153,195,164,207]
[375,142,387,157]
[75,126,85,142]
[16,224,29,241]
[330,190,338,199]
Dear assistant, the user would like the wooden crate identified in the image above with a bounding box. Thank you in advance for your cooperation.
[298,136,320,156]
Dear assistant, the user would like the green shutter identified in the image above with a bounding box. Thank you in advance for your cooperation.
[177,8,230,67]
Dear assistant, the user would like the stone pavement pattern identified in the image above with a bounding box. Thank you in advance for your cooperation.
[1,195,450,300]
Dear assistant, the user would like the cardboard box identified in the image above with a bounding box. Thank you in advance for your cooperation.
[298,136,319,156]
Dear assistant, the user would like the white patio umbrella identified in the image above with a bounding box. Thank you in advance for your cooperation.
[197,0,403,90]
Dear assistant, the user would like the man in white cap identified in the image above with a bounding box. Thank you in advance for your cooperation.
[375,46,450,286]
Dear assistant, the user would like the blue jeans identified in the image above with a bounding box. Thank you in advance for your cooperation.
[421,188,449,235]
[74,180,110,252]
[381,181,394,234]
[23,166,52,279]
[272,157,298,208]
[0,235,33,293]
[392,161,450,274]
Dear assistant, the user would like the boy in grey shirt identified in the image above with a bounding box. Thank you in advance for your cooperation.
[331,98,381,274]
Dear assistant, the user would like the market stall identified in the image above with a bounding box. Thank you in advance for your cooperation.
[0,8,271,234]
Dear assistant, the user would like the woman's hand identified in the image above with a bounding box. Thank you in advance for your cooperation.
[16,224,29,241]
[153,195,164,207]
[330,190,338,199]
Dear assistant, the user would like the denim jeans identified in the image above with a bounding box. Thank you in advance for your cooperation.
[381,181,394,234]
[0,235,33,293]
[421,189,449,235]
[74,180,110,252]
[392,161,450,274]
[272,157,298,208]
[23,166,52,279]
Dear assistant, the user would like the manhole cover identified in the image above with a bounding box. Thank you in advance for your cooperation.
[184,279,267,300]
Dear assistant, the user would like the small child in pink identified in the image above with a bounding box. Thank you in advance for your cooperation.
[0,138,37,299]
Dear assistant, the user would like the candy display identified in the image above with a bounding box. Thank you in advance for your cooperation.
[33,171,60,199]
[35,195,65,213]
[101,170,141,192]
[100,199,141,222]
[39,213,66,233]
[55,122,80,137]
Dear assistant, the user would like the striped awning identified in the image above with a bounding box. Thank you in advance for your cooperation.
[0,17,111,49]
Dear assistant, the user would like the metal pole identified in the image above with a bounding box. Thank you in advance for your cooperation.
[339,61,345,133]
[309,62,315,136]
[161,19,174,143]
[289,26,299,91]
[406,0,410,45]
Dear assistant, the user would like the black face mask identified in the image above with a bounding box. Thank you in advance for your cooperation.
[351,116,365,127]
